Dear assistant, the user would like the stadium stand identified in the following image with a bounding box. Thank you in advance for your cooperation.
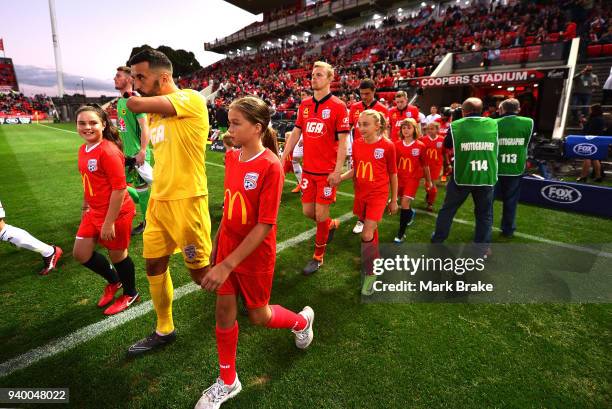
[186,0,610,120]
[0,93,54,119]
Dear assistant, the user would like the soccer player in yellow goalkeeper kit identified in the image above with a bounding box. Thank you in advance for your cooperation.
[124,49,212,356]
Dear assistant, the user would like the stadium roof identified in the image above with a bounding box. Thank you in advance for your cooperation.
[206,0,388,53]
[224,0,290,14]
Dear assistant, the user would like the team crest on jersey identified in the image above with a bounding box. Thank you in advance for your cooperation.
[121,108,126,116]
[87,159,97,172]
[436,142,443,148]
[244,172,259,190]
[412,148,420,156]
[321,108,331,119]
[323,187,332,197]
[303,107,309,118]
[374,148,384,159]
[183,244,197,262]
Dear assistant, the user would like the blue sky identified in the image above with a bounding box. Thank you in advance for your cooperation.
[1,0,260,96]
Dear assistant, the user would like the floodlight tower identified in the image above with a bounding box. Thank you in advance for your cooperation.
[48,0,65,97]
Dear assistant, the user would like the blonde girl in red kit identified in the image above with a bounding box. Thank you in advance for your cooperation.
[341,109,398,296]
[196,96,314,409]
[394,118,432,242]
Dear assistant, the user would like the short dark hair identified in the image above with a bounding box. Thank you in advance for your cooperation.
[359,78,376,91]
[128,49,173,73]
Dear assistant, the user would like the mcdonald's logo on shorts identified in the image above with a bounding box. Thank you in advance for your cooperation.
[224,189,247,224]
[356,161,374,181]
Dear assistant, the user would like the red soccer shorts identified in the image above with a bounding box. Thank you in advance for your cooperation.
[301,172,336,205]
[398,178,421,200]
[353,194,387,222]
[429,165,442,181]
[217,271,274,309]
[76,210,135,250]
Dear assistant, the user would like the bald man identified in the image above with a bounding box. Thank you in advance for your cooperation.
[431,97,499,248]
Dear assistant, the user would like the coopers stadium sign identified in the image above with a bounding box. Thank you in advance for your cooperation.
[399,68,568,88]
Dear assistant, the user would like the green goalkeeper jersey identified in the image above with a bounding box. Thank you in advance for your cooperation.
[116,97,151,160]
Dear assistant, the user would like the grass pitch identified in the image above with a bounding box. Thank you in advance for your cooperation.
[0,123,610,408]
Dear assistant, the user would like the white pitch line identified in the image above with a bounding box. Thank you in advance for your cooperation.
[0,211,354,378]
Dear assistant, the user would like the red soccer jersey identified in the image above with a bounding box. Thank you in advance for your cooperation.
[352,136,397,198]
[422,135,445,168]
[78,139,134,221]
[388,105,421,142]
[295,93,350,174]
[395,139,427,180]
[349,100,388,141]
[435,117,451,138]
[218,148,283,275]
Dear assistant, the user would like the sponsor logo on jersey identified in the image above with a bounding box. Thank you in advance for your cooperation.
[121,108,126,116]
[224,189,248,224]
[244,172,259,190]
[87,159,97,172]
[540,184,582,204]
[572,143,598,156]
[118,118,127,132]
[323,186,332,197]
[305,119,325,138]
[374,148,384,159]
[322,108,331,119]
[356,161,374,181]
[183,244,197,261]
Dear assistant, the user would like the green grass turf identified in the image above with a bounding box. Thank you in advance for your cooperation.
[0,123,610,408]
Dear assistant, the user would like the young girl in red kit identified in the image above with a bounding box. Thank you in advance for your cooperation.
[422,121,445,211]
[73,105,139,316]
[341,109,398,296]
[196,96,314,409]
[394,118,432,242]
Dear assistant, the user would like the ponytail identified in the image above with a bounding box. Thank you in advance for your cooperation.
[230,96,280,157]
[76,105,123,151]
[377,111,388,138]
[262,126,279,156]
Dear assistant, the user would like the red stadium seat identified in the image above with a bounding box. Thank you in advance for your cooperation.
[587,44,602,58]
[603,44,612,56]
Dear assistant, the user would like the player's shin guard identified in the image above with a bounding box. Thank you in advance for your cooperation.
[83,251,119,283]
[114,256,137,297]
[0,224,54,257]
[216,321,239,386]
[266,305,307,331]
[313,219,330,261]
[147,269,174,335]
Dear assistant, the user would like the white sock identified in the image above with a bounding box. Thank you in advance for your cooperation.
[292,160,302,183]
[0,224,54,257]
